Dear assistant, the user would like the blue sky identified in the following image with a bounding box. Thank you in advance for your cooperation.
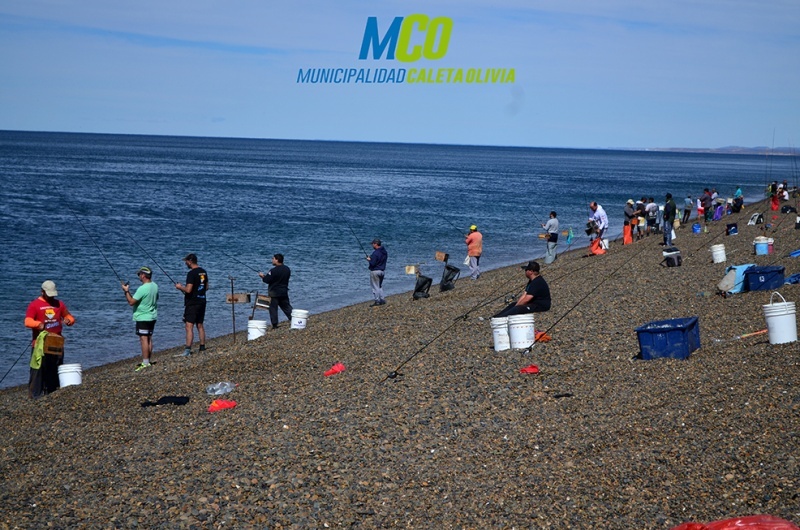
[0,0,798,148]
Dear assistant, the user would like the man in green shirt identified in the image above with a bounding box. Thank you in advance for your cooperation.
[122,267,159,372]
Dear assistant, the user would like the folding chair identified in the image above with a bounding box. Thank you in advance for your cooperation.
[250,292,270,319]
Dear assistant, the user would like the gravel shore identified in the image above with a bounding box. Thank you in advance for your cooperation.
[1,199,799,529]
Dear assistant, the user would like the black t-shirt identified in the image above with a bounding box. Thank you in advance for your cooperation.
[185,267,208,305]
[524,275,551,311]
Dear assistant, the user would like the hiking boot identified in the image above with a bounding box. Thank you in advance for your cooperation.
[135,362,151,372]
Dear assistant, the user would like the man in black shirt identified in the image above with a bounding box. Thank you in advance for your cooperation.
[175,253,208,356]
[259,253,293,329]
[494,261,551,317]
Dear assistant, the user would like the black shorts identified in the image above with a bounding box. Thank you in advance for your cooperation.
[183,303,206,324]
[135,320,156,336]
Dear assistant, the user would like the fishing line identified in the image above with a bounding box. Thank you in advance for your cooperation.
[216,248,260,273]
[387,238,631,383]
[523,234,657,354]
[0,342,32,386]
[120,232,179,284]
[65,203,126,285]
[441,215,467,238]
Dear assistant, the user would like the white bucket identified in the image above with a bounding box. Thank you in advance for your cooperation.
[710,244,726,263]
[57,363,82,387]
[507,314,535,349]
[490,317,510,352]
[247,320,269,341]
[601,239,609,250]
[291,309,309,330]
[762,293,797,345]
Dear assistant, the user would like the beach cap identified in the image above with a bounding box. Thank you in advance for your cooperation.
[138,266,152,275]
[626,199,634,205]
[371,238,381,246]
[521,260,540,272]
[41,280,58,297]
[469,224,477,231]
[183,253,198,263]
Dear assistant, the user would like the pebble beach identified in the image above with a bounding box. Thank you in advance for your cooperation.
[1,198,799,529]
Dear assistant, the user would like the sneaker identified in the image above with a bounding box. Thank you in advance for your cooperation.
[175,349,192,358]
[199,345,206,352]
[135,362,151,372]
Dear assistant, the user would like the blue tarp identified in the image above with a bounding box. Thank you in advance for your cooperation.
[724,263,756,294]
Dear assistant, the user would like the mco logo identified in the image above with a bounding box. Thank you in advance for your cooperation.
[359,15,453,61]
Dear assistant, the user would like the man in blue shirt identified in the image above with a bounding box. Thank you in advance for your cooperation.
[366,239,387,306]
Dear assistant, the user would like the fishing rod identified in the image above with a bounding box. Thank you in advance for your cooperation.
[441,215,467,238]
[216,248,260,273]
[0,342,32,386]
[66,204,127,285]
[343,220,370,258]
[121,232,179,284]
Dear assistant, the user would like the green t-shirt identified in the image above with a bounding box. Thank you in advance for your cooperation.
[132,281,158,322]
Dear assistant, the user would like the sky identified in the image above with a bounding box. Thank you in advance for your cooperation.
[0,0,798,148]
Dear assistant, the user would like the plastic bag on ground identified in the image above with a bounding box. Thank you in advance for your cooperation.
[206,382,236,395]
[671,514,800,530]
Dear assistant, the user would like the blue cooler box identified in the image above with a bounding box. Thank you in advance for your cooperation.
[744,265,785,291]
[635,317,700,360]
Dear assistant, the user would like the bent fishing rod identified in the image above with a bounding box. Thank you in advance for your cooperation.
[66,204,127,285]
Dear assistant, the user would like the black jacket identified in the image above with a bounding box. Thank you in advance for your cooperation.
[262,264,291,297]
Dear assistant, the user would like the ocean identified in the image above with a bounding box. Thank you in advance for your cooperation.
[0,131,789,389]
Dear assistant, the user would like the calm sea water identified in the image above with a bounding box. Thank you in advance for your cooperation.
[0,131,790,389]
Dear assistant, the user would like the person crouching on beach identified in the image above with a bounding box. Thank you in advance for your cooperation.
[123,267,158,372]
[25,280,76,398]
[494,261,551,318]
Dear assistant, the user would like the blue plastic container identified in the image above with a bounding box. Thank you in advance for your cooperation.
[755,242,769,255]
[744,265,785,291]
[635,317,700,360]
[692,223,702,234]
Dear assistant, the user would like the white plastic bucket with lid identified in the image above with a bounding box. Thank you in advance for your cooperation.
[507,314,535,349]
[58,363,82,387]
[710,244,726,263]
[247,320,268,341]
[291,309,309,330]
[762,292,797,345]
[490,317,510,352]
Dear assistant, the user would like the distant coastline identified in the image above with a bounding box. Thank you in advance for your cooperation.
[640,146,799,156]
[1,129,798,155]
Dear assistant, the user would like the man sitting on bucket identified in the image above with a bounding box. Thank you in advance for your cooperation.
[494,261,551,318]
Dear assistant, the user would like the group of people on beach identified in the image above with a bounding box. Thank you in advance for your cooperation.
[25,253,209,398]
[28,182,766,399]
